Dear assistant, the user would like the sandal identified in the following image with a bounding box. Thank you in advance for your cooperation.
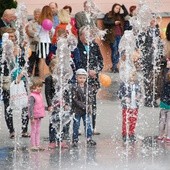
[22,132,30,138]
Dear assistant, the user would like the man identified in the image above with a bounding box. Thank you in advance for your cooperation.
[75,1,97,30]
[139,19,163,107]
[26,8,41,76]
[49,2,59,28]
[0,9,16,28]
[77,26,103,135]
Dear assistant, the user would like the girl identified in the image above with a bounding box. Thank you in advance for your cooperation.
[28,77,45,151]
[72,68,96,147]
[37,5,54,81]
[45,58,69,149]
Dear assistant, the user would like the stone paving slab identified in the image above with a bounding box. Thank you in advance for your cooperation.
[0,73,170,170]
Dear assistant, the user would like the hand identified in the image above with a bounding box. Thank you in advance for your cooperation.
[115,21,121,25]
[88,70,97,78]
[48,106,53,112]
[88,105,92,114]
[31,118,35,123]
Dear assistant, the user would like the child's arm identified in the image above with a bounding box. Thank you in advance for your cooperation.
[117,82,126,99]
[28,96,35,122]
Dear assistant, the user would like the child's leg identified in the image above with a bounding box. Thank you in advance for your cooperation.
[122,108,128,136]
[21,107,29,134]
[158,109,167,138]
[73,114,81,142]
[129,109,138,136]
[35,119,41,147]
[49,122,56,143]
[166,110,170,139]
[30,120,37,147]
[82,114,92,139]
[62,122,70,140]
[3,90,14,135]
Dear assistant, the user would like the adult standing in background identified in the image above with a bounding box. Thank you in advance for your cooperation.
[49,2,60,29]
[139,19,163,107]
[124,5,137,31]
[75,1,97,31]
[26,8,41,77]
[77,26,103,135]
[103,3,128,73]
[0,9,16,29]
[63,5,77,29]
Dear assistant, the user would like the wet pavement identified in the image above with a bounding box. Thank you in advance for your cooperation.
[0,73,170,170]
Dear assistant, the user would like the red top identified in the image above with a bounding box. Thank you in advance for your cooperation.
[52,23,77,44]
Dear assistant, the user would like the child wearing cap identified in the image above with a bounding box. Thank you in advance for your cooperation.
[71,68,96,147]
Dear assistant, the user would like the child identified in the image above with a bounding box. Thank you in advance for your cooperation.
[118,71,142,143]
[28,77,45,151]
[157,72,170,143]
[71,68,96,147]
[45,58,69,149]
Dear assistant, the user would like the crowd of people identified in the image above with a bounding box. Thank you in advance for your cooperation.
[0,0,170,151]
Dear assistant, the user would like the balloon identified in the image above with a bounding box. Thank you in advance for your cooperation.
[42,19,53,31]
[99,73,112,87]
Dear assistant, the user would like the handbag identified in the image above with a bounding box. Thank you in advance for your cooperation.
[10,80,28,109]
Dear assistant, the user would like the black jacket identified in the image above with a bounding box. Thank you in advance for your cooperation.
[71,84,93,115]
[77,41,103,92]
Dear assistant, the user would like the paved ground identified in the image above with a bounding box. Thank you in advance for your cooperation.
[0,73,170,170]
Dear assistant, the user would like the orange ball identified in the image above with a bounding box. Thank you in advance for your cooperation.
[28,48,32,58]
[99,73,112,87]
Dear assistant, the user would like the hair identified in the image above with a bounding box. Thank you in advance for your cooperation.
[63,5,72,14]
[167,71,170,81]
[2,9,15,18]
[79,25,90,36]
[29,77,43,91]
[58,9,70,23]
[38,5,53,25]
[108,3,124,31]
[0,27,16,39]
[129,6,136,14]
[166,22,170,41]
[34,8,41,15]
[0,27,15,34]
[111,3,121,15]
[49,2,58,8]
[49,57,58,73]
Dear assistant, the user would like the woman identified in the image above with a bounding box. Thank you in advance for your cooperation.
[103,3,128,73]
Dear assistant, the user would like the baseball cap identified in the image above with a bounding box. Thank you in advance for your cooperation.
[76,68,88,76]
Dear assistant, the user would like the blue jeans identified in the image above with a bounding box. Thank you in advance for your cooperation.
[110,35,121,70]
[73,113,92,142]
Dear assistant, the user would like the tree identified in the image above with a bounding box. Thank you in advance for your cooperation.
[0,0,17,17]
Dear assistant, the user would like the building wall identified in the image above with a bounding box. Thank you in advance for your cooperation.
[17,0,170,15]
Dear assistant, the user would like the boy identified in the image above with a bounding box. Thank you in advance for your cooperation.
[71,68,96,147]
